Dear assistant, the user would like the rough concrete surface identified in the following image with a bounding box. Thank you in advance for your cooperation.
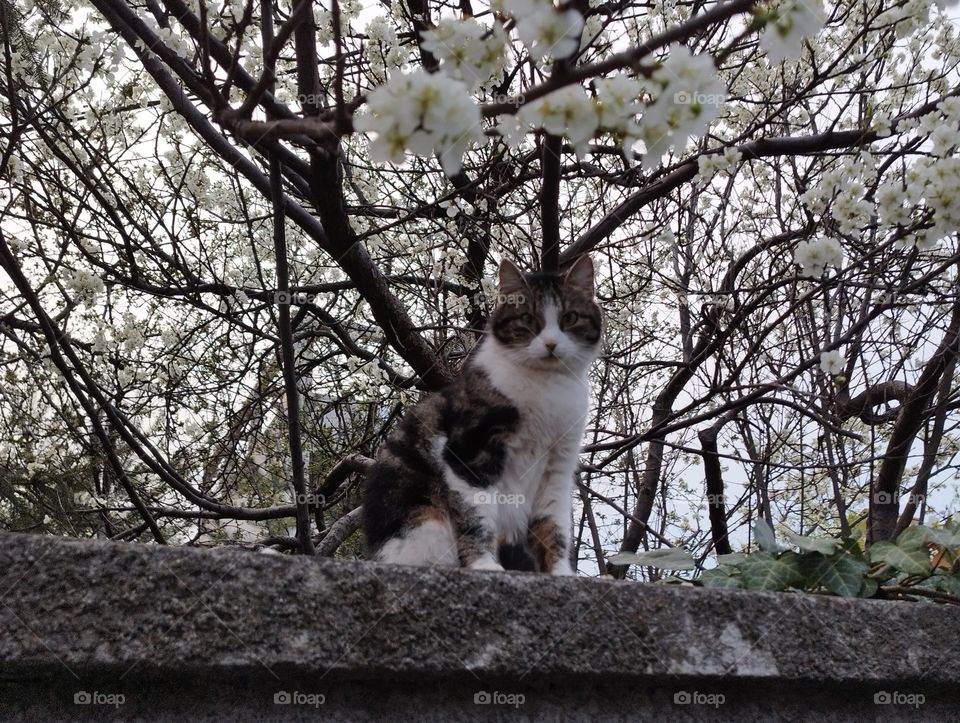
[0,533,956,721]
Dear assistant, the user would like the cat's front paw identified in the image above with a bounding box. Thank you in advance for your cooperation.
[550,560,576,576]
[467,557,506,572]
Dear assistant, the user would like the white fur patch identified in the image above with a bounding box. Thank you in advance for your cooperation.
[376,519,458,567]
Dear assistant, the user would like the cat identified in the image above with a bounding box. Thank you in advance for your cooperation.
[362,254,602,574]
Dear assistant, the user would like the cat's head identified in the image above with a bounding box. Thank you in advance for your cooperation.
[488,255,602,373]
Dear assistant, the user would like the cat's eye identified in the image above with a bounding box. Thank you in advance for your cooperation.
[519,313,536,326]
[561,311,580,326]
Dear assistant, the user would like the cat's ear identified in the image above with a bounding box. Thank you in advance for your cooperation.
[563,255,594,296]
[498,259,528,296]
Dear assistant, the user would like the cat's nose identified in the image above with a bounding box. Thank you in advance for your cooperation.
[544,340,558,353]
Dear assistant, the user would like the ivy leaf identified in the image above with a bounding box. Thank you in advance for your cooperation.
[869,541,931,576]
[754,519,780,553]
[808,552,869,597]
[698,568,743,589]
[896,525,934,550]
[781,527,841,555]
[934,574,960,595]
[739,551,804,591]
[859,576,880,598]
[925,527,960,550]
[838,536,865,555]
[715,552,748,566]
[607,548,697,570]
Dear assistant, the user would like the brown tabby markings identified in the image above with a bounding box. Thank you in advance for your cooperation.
[528,516,566,572]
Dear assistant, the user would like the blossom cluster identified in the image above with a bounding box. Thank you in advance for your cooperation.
[355,29,726,172]
[794,237,844,276]
[363,16,406,81]
[759,0,827,63]
[637,44,728,169]
[353,69,483,175]
[505,0,584,63]
[67,268,105,308]
[694,147,743,185]
[502,44,727,166]
[798,97,960,250]
[513,86,604,156]
[909,156,960,248]
[420,18,508,89]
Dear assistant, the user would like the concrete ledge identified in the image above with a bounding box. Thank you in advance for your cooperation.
[0,533,956,721]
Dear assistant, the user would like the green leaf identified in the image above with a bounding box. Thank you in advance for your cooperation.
[808,552,869,597]
[698,568,743,589]
[859,576,880,598]
[781,527,841,555]
[838,536,865,555]
[925,527,960,549]
[739,551,804,591]
[606,552,641,566]
[754,519,780,553]
[715,553,748,566]
[896,525,934,550]
[869,541,931,576]
[934,574,960,595]
[607,548,697,570]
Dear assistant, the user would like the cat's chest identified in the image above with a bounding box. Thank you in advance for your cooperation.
[486,363,589,438]
[499,374,588,483]
[511,381,587,445]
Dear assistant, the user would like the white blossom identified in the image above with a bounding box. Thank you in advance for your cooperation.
[832,181,872,235]
[819,349,845,375]
[872,112,893,137]
[592,75,643,130]
[760,0,827,63]
[420,18,508,89]
[794,237,844,276]
[66,268,105,307]
[639,44,727,169]
[694,147,742,184]
[520,85,598,156]
[876,185,912,228]
[353,70,484,175]
[364,16,401,80]
[509,1,584,63]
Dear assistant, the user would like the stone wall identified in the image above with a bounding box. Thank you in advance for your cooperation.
[0,534,955,721]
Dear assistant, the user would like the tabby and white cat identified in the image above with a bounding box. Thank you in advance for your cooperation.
[362,255,602,574]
